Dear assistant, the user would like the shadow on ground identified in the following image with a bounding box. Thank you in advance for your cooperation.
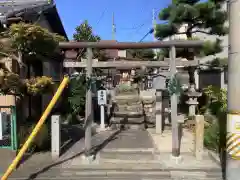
[60,124,85,156]
[26,129,121,180]
[15,124,85,169]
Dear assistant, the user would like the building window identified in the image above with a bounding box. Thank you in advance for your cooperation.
[43,61,61,82]
[224,68,228,84]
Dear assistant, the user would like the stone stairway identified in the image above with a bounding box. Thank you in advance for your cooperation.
[111,90,146,130]
[99,150,157,163]
[8,158,222,179]
[7,162,223,180]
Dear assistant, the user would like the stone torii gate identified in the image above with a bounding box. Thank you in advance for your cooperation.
[59,40,203,160]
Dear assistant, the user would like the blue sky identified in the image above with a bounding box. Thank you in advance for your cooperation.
[55,0,171,42]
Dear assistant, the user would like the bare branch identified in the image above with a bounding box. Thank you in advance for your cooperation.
[175,30,211,35]
[191,30,212,35]
[0,51,26,68]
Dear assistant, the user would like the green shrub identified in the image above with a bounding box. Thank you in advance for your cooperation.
[201,86,227,153]
[68,76,86,116]
[204,120,220,152]
[201,85,227,115]
[18,123,50,152]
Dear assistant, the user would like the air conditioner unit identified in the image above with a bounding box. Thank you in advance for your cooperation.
[0,112,8,140]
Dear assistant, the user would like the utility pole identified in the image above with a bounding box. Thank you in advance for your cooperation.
[152,9,157,58]
[152,9,157,42]
[227,0,240,180]
[152,9,158,64]
[112,12,116,40]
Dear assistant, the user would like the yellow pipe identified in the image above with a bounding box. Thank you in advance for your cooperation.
[1,76,70,180]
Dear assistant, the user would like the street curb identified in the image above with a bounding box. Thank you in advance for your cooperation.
[101,148,155,153]
[146,129,161,155]
[207,150,221,166]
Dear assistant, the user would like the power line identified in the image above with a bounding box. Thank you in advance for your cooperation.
[139,28,154,42]
[119,0,149,31]
[127,19,151,41]
[126,8,160,41]
[138,7,163,42]
[96,9,106,27]
[118,22,147,31]
[77,8,107,59]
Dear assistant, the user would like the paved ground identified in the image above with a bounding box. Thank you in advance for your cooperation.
[147,128,222,168]
[0,128,223,180]
[102,130,153,149]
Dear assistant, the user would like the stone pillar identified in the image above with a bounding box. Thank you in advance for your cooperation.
[194,69,199,90]
[194,115,204,160]
[155,89,162,134]
[51,115,61,159]
[130,69,136,86]
[162,90,171,125]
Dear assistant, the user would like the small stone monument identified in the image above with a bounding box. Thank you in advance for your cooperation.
[185,84,202,116]
[130,68,136,85]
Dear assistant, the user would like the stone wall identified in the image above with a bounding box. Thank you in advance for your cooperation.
[140,90,156,127]
[111,85,145,129]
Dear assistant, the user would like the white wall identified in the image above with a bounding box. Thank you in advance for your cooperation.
[162,2,228,64]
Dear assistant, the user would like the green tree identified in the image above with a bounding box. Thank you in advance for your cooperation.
[73,20,106,60]
[155,0,228,83]
[207,57,228,68]
[0,23,65,95]
[0,23,65,152]
[73,20,101,42]
[67,21,104,124]
[129,49,156,60]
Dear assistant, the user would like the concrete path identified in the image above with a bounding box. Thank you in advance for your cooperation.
[147,128,223,179]
[1,128,223,179]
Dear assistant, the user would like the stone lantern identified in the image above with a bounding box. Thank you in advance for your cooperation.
[130,68,136,85]
[185,84,202,116]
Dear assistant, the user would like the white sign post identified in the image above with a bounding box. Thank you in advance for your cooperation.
[98,90,107,130]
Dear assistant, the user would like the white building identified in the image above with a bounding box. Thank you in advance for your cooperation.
[162,3,228,64]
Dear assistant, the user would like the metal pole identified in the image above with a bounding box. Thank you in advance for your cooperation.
[227,0,240,179]
[100,105,105,129]
[84,48,93,156]
[1,76,69,180]
[169,45,180,157]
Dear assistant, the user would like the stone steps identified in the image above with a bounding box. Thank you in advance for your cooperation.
[7,174,223,180]
[3,127,223,180]
[115,94,140,100]
[7,166,222,180]
[60,164,223,180]
[5,151,223,180]
[116,105,143,112]
[99,151,156,162]
[113,111,144,117]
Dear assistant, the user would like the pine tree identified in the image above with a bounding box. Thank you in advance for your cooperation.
[73,20,106,60]
[155,0,228,84]
[129,49,155,60]
[73,20,100,42]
